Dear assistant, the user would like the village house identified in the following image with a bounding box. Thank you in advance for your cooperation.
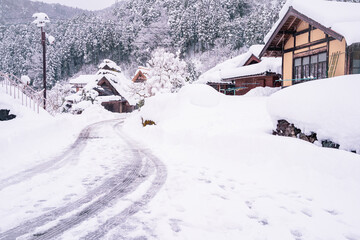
[260,0,360,86]
[132,66,150,83]
[197,45,282,95]
[66,59,136,113]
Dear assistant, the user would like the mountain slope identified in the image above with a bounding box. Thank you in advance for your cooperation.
[0,0,88,24]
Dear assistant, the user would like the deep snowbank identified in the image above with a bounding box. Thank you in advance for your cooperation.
[267,75,360,152]
[123,84,360,239]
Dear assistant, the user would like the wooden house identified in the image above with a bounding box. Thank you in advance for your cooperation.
[220,57,282,95]
[198,45,282,95]
[95,76,134,113]
[132,66,150,83]
[260,0,360,86]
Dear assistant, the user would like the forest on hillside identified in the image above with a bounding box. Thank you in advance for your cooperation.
[0,0,298,89]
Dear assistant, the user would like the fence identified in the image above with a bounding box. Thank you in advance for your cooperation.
[0,72,44,114]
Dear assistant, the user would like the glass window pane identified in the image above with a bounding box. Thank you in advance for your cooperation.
[303,56,309,65]
[311,63,318,78]
[311,55,318,63]
[295,58,301,66]
[353,59,360,68]
[319,52,326,62]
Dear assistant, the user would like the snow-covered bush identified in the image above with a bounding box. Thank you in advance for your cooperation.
[146,48,188,96]
[46,82,72,114]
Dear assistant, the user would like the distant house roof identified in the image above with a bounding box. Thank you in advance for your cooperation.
[221,58,282,81]
[196,45,264,84]
[260,0,360,57]
[98,59,122,72]
[132,66,150,83]
[82,70,137,106]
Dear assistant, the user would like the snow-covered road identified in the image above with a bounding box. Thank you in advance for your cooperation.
[0,119,167,239]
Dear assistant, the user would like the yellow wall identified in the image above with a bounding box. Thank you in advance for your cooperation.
[297,21,309,31]
[283,52,293,86]
[311,29,326,42]
[284,36,294,50]
[296,33,308,46]
[329,38,346,77]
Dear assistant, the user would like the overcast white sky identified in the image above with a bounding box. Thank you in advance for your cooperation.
[31,0,118,11]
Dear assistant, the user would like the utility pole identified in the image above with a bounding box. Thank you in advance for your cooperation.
[32,12,50,109]
[41,27,47,109]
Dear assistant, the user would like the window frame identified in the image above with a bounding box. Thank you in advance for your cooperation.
[293,51,327,84]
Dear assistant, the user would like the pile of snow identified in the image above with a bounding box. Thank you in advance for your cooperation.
[123,83,360,239]
[265,0,360,45]
[20,75,31,85]
[221,57,282,80]
[32,12,50,27]
[244,86,281,97]
[196,45,264,84]
[268,74,360,152]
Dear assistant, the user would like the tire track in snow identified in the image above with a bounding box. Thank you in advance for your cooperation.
[0,120,104,191]
[0,119,167,240]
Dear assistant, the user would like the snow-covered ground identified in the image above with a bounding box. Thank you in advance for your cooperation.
[1,78,360,239]
[122,83,360,239]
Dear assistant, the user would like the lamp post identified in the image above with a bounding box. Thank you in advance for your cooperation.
[32,13,50,109]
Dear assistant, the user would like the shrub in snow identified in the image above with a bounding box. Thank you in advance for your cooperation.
[47,82,72,115]
[142,118,156,127]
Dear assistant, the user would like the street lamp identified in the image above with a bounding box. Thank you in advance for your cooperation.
[32,12,50,109]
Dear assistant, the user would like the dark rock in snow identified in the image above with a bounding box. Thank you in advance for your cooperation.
[0,109,16,121]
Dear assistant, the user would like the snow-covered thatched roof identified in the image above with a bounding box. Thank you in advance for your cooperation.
[98,59,122,72]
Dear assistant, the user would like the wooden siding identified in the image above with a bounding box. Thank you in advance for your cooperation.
[329,38,346,77]
[283,52,293,86]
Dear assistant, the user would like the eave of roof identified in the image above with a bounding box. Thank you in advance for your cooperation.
[221,72,280,82]
[260,7,344,58]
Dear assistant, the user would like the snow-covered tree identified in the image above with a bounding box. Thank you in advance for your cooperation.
[146,48,188,96]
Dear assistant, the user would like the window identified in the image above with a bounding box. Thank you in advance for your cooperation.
[293,52,327,84]
[351,49,360,74]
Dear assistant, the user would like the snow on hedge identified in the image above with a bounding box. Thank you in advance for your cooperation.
[244,86,281,97]
[267,74,360,152]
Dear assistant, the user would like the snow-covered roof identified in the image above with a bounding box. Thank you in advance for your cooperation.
[221,58,282,80]
[196,45,264,84]
[94,70,137,106]
[69,75,97,85]
[132,66,150,82]
[98,59,122,72]
[264,0,360,46]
